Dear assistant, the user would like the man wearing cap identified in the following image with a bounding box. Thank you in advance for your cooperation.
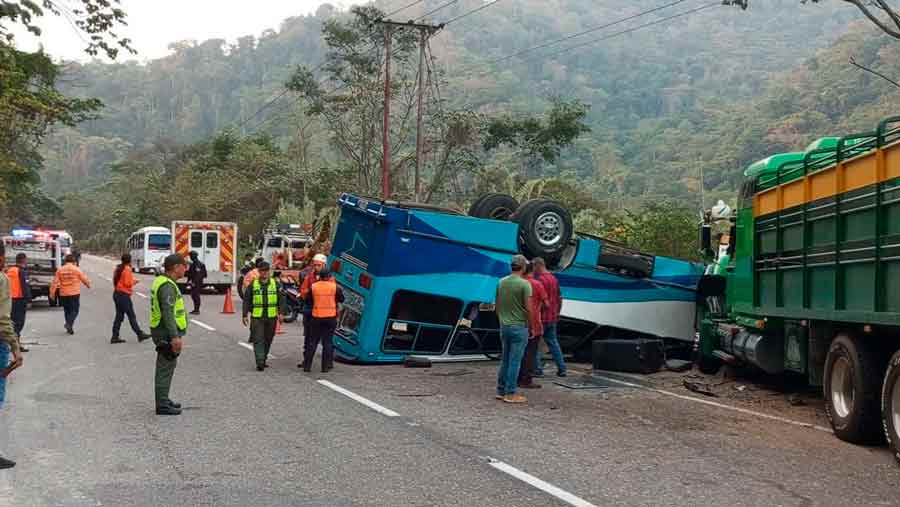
[298,253,327,368]
[302,267,344,373]
[149,254,189,416]
[242,261,282,371]
[494,254,532,404]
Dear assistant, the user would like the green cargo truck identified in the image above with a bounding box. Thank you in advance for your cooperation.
[698,115,900,462]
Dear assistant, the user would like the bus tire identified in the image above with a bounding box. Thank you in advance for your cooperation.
[468,193,519,221]
[882,350,900,465]
[598,253,652,277]
[512,199,573,259]
[824,333,885,444]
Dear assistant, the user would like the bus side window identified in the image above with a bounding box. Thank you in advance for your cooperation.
[383,290,462,353]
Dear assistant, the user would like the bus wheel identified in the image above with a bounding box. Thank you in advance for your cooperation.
[824,333,885,444]
[468,193,519,221]
[512,199,573,259]
[882,350,900,464]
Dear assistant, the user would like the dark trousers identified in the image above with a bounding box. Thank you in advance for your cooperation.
[113,291,144,339]
[303,317,337,371]
[518,338,539,386]
[59,295,80,329]
[10,298,27,337]
[190,283,201,312]
[250,318,277,367]
[155,351,177,407]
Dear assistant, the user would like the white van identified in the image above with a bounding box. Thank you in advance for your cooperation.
[126,227,172,274]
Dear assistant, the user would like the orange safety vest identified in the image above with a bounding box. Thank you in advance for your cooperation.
[6,267,23,299]
[311,279,338,318]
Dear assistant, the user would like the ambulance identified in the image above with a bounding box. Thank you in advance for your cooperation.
[170,221,238,294]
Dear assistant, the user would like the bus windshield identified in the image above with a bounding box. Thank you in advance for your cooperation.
[148,234,171,250]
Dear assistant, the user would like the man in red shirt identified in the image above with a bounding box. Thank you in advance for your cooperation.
[518,261,547,389]
[533,257,566,377]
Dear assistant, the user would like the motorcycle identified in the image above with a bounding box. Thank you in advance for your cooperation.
[280,277,304,323]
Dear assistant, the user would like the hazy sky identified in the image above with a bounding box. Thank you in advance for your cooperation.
[12,0,352,62]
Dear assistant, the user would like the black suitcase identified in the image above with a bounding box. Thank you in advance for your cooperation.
[592,338,664,374]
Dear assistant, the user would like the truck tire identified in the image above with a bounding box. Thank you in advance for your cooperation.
[824,333,886,444]
[882,350,900,464]
[697,354,721,375]
[511,199,573,259]
[468,193,519,221]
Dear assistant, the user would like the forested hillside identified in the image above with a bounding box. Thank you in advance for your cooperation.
[44,0,866,196]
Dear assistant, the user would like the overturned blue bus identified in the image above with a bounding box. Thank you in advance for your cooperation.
[328,193,704,364]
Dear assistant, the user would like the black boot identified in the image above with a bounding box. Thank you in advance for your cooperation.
[0,456,15,469]
[111,337,126,344]
[156,404,182,415]
[164,399,182,409]
[138,333,151,343]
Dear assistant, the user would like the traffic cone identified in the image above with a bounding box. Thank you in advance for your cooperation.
[222,287,235,314]
[275,317,285,335]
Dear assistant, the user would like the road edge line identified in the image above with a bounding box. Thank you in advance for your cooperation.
[592,374,834,433]
[317,380,400,417]
[191,319,216,331]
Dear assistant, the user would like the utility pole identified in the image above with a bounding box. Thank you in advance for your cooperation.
[374,19,443,201]
[382,25,393,201]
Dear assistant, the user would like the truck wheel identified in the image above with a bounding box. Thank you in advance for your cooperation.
[824,333,886,444]
[882,350,900,464]
[511,199,573,259]
[468,193,519,221]
[697,354,721,375]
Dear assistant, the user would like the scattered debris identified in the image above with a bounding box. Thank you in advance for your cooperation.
[665,359,693,372]
[683,379,718,397]
[734,385,747,392]
[788,394,807,406]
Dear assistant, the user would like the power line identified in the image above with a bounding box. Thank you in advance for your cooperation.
[525,2,720,63]
[443,0,504,25]
[487,0,689,65]
[416,0,460,21]
[235,60,330,131]
[385,0,426,18]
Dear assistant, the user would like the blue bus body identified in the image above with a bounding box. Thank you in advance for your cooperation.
[329,193,704,364]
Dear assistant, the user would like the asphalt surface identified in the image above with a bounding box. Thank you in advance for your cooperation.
[0,255,898,506]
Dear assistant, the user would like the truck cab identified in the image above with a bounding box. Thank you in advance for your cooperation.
[2,231,63,304]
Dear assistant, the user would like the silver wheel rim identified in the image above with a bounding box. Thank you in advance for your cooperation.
[831,356,854,419]
[535,211,564,247]
[892,373,900,438]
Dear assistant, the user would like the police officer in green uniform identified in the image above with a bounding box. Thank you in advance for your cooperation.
[242,261,282,371]
[150,254,188,415]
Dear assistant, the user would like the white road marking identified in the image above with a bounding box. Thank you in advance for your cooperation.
[191,319,215,331]
[317,380,400,417]
[592,374,834,433]
[135,292,148,299]
[487,458,597,507]
[100,275,112,282]
[237,341,277,359]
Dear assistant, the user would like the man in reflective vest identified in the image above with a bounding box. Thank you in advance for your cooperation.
[50,254,91,335]
[241,261,282,371]
[150,254,188,416]
[297,253,327,368]
[302,267,344,373]
[6,253,31,346]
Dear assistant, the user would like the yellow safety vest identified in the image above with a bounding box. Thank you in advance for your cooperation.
[251,278,278,319]
[150,276,188,331]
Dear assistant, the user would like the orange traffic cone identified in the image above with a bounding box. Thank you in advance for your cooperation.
[275,317,285,335]
[222,287,235,314]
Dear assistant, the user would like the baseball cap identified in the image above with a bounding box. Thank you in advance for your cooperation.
[313,254,328,263]
[163,254,187,270]
[511,254,528,269]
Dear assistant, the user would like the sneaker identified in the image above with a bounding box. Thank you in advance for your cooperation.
[110,338,126,344]
[502,394,527,404]
[495,395,504,400]
[189,310,200,315]
[66,327,74,335]
[556,371,567,378]
[155,405,182,416]
[0,456,15,469]
[138,333,151,343]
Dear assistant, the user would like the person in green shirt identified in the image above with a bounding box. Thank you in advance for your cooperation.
[150,254,188,416]
[494,254,532,404]
[242,261,283,371]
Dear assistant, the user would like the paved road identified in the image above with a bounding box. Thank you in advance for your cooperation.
[0,255,898,506]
